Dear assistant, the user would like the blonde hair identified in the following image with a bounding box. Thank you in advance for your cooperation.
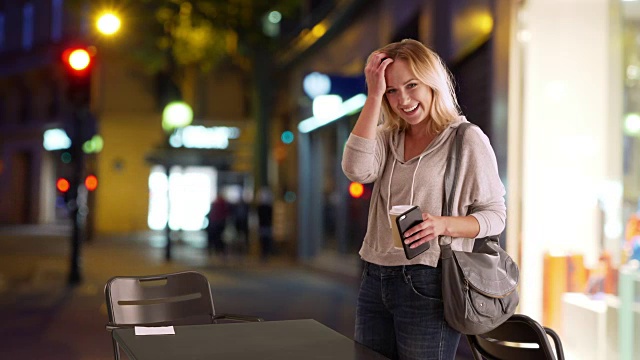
[372,39,460,134]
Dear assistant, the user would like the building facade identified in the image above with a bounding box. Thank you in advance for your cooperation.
[0,1,253,237]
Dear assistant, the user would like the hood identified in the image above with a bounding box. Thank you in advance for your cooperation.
[388,116,468,163]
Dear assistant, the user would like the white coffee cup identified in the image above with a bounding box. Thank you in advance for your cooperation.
[389,205,414,249]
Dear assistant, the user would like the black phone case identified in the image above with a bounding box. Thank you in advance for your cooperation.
[396,206,430,260]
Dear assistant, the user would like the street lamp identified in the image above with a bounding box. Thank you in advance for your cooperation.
[162,101,194,133]
[96,13,121,36]
[160,101,193,261]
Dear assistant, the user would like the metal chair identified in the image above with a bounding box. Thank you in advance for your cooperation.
[466,314,565,360]
[105,270,263,360]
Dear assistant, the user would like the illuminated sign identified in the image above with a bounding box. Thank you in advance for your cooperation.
[312,94,343,121]
[43,128,72,151]
[168,126,240,149]
[44,129,103,154]
[303,72,331,99]
[298,94,366,133]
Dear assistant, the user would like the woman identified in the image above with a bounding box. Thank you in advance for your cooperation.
[341,39,506,359]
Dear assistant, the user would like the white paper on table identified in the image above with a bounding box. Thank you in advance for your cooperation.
[134,326,175,335]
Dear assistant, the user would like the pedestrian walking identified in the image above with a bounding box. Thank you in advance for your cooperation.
[233,191,250,254]
[207,195,230,257]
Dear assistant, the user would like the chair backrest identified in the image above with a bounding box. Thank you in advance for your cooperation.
[105,271,216,327]
[466,314,565,360]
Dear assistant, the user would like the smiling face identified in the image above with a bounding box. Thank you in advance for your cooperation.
[384,59,433,128]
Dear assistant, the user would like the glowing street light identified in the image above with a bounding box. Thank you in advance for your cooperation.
[97,13,121,36]
[162,101,193,133]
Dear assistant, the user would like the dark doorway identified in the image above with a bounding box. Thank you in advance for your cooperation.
[9,151,33,223]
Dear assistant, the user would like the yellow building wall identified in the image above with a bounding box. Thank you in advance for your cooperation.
[92,55,163,234]
[94,113,163,233]
[91,59,251,234]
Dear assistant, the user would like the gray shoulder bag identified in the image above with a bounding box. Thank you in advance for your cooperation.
[439,122,519,335]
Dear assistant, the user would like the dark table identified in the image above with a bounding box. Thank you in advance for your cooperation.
[112,319,389,359]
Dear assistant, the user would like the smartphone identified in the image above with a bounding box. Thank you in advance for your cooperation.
[395,206,430,260]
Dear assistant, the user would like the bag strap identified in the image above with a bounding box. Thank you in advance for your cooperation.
[439,122,473,246]
[443,122,472,216]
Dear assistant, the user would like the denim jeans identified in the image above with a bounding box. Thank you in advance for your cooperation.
[355,261,460,360]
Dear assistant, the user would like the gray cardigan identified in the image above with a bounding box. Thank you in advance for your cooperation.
[341,116,506,267]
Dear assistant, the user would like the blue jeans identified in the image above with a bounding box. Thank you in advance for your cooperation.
[355,261,460,360]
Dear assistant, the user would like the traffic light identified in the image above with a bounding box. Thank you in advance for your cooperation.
[56,177,70,193]
[349,182,364,199]
[56,177,76,204]
[84,174,98,192]
[61,46,94,107]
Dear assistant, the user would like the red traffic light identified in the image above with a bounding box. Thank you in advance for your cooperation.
[85,174,98,191]
[56,178,70,193]
[62,46,94,106]
[68,49,90,71]
[349,182,364,199]
[62,47,94,73]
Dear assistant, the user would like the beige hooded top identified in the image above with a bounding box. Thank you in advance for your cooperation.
[341,116,506,267]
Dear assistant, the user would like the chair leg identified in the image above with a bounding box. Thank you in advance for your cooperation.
[466,335,484,360]
[112,337,120,360]
[544,327,565,360]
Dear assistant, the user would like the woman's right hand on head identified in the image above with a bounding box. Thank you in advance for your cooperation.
[365,52,393,99]
[350,52,393,139]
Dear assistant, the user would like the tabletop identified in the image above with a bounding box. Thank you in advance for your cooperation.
[112,319,390,359]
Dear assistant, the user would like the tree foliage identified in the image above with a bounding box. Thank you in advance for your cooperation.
[129,0,302,74]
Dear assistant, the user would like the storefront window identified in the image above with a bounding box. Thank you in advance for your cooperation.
[618,2,640,358]
[147,165,216,231]
[513,0,638,358]
[623,2,640,267]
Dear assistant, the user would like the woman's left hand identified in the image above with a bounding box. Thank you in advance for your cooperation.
[403,213,446,249]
